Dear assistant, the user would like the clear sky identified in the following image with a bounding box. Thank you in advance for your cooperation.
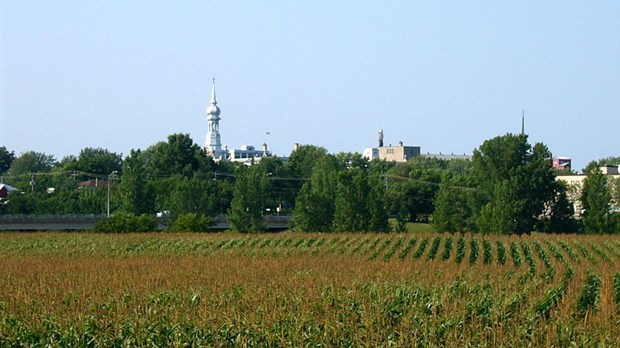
[1,1,619,171]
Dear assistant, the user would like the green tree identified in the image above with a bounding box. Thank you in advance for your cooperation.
[229,165,270,233]
[583,156,620,173]
[286,145,329,179]
[0,146,15,174]
[168,174,217,218]
[334,151,369,170]
[94,213,158,233]
[477,180,520,234]
[367,174,390,232]
[333,168,370,232]
[120,149,154,215]
[255,157,295,212]
[394,204,409,232]
[472,134,556,235]
[75,147,122,175]
[385,157,443,222]
[537,181,577,233]
[293,155,338,232]
[581,168,612,233]
[9,151,56,176]
[144,133,211,178]
[433,175,473,233]
[169,213,212,232]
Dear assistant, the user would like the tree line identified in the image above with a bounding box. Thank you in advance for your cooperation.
[0,133,618,234]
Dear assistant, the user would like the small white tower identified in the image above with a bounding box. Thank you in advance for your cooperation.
[205,78,224,159]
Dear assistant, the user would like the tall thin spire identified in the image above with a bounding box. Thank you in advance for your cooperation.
[205,78,223,160]
[521,110,525,135]
[211,78,217,104]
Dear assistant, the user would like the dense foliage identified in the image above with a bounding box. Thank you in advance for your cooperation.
[93,213,158,233]
[1,133,618,234]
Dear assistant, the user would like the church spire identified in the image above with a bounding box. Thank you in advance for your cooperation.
[205,79,223,160]
[211,78,217,104]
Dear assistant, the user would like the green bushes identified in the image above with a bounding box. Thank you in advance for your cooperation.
[95,213,212,233]
[169,213,212,232]
[94,213,158,233]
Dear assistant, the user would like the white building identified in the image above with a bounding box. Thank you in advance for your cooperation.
[363,129,421,162]
[228,144,272,165]
[363,129,471,162]
[204,79,273,164]
[205,79,225,160]
[556,165,620,217]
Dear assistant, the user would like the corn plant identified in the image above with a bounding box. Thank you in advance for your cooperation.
[602,241,620,259]
[398,238,417,260]
[574,242,597,265]
[533,241,555,281]
[350,237,370,255]
[613,273,620,309]
[468,238,479,266]
[544,241,564,265]
[383,237,404,262]
[496,240,506,266]
[535,267,574,319]
[558,241,579,263]
[337,237,355,254]
[441,237,453,261]
[426,237,442,260]
[576,271,601,318]
[510,242,522,267]
[482,239,492,265]
[368,239,391,261]
[361,238,382,257]
[455,237,466,264]
[520,242,536,276]
[259,238,273,248]
[588,242,612,263]
[412,237,429,260]
[2,233,620,347]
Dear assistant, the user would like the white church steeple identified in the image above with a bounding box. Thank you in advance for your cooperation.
[205,78,224,160]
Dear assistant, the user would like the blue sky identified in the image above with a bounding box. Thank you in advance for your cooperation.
[1,1,619,171]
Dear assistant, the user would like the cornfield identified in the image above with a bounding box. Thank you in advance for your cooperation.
[0,232,619,346]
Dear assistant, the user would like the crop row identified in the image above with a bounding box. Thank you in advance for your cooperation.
[1,233,619,346]
[2,234,619,266]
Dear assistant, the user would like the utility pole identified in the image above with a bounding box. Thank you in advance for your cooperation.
[107,171,118,217]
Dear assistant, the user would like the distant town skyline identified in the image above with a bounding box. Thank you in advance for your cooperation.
[1,1,618,171]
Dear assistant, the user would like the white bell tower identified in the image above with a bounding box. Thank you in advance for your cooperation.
[205,78,224,160]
